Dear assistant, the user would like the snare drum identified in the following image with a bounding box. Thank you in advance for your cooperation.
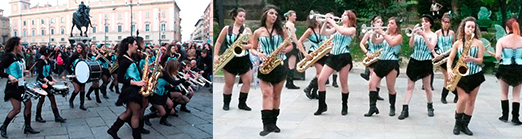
[75,60,102,83]
[23,82,48,102]
[51,83,69,97]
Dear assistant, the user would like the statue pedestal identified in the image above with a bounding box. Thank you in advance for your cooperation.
[69,37,92,46]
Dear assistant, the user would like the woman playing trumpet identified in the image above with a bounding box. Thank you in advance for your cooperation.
[314,10,357,116]
[399,14,437,120]
[298,12,326,99]
[359,16,386,101]
[214,7,253,111]
[447,17,485,136]
[435,13,457,104]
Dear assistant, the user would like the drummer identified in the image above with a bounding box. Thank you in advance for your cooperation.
[66,42,88,111]
[34,46,67,123]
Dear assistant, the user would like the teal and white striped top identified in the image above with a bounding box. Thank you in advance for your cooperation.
[457,46,482,75]
[379,40,401,60]
[499,48,522,65]
[308,32,326,52]
[411,36,434,61]
[368,40,383,53]
[330,32,352,55]
[259,35,286,60]
[436,35,453,54]
[224,33,249,55]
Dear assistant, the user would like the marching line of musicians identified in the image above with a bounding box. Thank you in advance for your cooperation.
[0,36,212,139]
[215,5,522,137]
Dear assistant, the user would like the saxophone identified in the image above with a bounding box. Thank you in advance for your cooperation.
[296,35,334,72]
[145,49,163,97]
[259,28,292,74]
[446,33,474,91]
[432,50,452,67]
[362,48,384,67]
[109,61,119,74]
[139,51,152,97]
[213,32,251,75]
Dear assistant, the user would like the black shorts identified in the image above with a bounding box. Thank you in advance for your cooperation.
[326,53,353,72]
[285,42,299,57]
[149,94,168,105]
[223,55,252,75]
[438,62,448,70]
[458,71,485,93]
[374,60,400,78]
[116,85,144,107]
[4,82,24,102]
[258,64,288,84]
[308,51,328,65]
[406,59,433,82]
[72,78,86,85]
[102,68,111,78]
[496,65,522,86]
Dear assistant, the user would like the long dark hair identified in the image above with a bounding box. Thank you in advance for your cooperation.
[5,37,21,53]
[229,7,246,21]
[117,36,137,61]
[166,44,177,57]
[260,4,283,36]
[74,42,87,58]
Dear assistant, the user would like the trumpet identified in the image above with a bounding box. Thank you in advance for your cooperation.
[361,24,388,34]
[190,71,212,85]
[308,10,341,23]
[173,75,189,93]
[178,71,205,86]
[405,24,424,37]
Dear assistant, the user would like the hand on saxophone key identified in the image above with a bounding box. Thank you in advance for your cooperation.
[214,56,220,64]
[258,53,268,61]
[365,52,374,59]
[462,56,473,62]
[304,54,312,60]
[447,70,454,81]
[133,81,147,87]
[433,54,443,61]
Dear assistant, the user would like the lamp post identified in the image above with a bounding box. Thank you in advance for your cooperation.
[48,20,53,46]
[126,0,139,36]
[104,15,108,45]
[158,9,161,45]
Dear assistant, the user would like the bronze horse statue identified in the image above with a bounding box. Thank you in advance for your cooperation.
[70,7,93,37]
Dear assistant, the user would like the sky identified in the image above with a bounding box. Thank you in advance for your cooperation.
[0,0,211,42]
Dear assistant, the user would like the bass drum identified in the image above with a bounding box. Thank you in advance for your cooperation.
[75,60,102,83]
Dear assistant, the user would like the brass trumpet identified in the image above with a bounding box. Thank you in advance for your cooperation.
[405,24,424,37]
[308,10,341,23]
[178,71,205,86]
[361,24,388,34]
[190,71,212,85]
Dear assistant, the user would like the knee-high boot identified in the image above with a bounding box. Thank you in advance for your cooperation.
[132,128,142,139]
[1,116,13,138]
[35,100,46,123]
[452,90,458,103]
[24,114,40,134]
[389,93,396,116]
[101,85,109,99]
[314,91,327,115]
[304,77,318,99]
[69,91,79,108]
[511,102,522,125]
[223,94,231,110]
[376,87,384,101]
[259,110,275,136]
[272,109,280,133]
[79,91,87,110]
[341,93,349,115]
[441,88,449,104]
[53,108,66,123]
[499,100,509,122]
[461,114,473,135]
[286,70,300,89]
[332,74,338,88]
[143,112,158,126]
[160,108,173,126]
[107,117,125,139]
[364,91,379,117]
[86,86,94,100]
[453,112,463,135]
[238,92,251,111]
[95,88,101,103]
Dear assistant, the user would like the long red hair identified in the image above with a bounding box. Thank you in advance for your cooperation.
[506,18,520,37]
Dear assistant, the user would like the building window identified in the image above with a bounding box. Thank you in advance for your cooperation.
[118,36,122,40]
[161,24,166,31]
[51,38,54,42]
[145,24,150,31]
[50,18,55,24]
[145,35,149,40]
[131,25,136,32]
[105,26,109,32]
[41,19,45,24]
[118,25,122,32]
[61,17,65,23]
[23,21,26,26]
[2,22,5,27]
[51,29,54,35]
[92,27,96,33]
[118,13,122,19]
[13,22,17,27]
[32,30,35,36]
[61,28,65,34]
[31,20,34,25]
[41,30,45,36]
[23,30,27,37]
[145,11,150,18]
[161,11,166,18]
[161,35,166,39]
[93,37,96,41]
[61,38,64,41]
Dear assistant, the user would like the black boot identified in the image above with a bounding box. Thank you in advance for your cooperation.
[109,83,115,92]
[364,91,379,117]
[115,84,120,94]
[24,114,40,134]
[238,92,252,111]
[511,102,522,125]
[304,77,318,99]
[139,120,150,134]
[53,108,66,123]
[286,70,300,89]
[35,107,46,123]
[1,116,13,138]
[452,91,458,103]
[86,87,94,100]
[101,85,109,99]
[341,93,349,115]
[69,91,79,108]
[461,114,473,135]
[272,109,281,133]
[95,88,102,103]
[398,105,409,120]
[79,91,87,111]
[499,100,509,122]
[453,112,463,135]
[311,85,318,99]
[389,93,396,116]
[143,112,158,126]
[160,109,172,126]
[107,117,125,139]
[180,104,191,113]
[132,128,142,139]
[360,67,370,81]
[259,110,275,136]
[314,91,327,115]
[223,94,231,110]
[376,87,384,101]
[441,88,449,104]
[427,102,435,117]
[332,74,338,88]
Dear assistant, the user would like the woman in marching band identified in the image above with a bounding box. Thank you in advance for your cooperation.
[398,14,438,120]
[214,7,253,111]
[109,44,120,94]
[35,46,66,123]
[447,17,485,136]
[313,10,357,116]
[0,37,40,138]
[435,13,457,104]
[359,16,386,101]
[67,43,88,111]
[495,18,522,125]
[284,10,303,89]
[86,44,104,103]
[364,17,402,117]
[250,5,293,136]
[298,14,326,99]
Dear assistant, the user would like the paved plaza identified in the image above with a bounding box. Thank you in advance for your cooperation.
[214,63,522,139]
[0,75,213,139]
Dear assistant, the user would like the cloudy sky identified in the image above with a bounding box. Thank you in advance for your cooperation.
[0,0,210,42]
